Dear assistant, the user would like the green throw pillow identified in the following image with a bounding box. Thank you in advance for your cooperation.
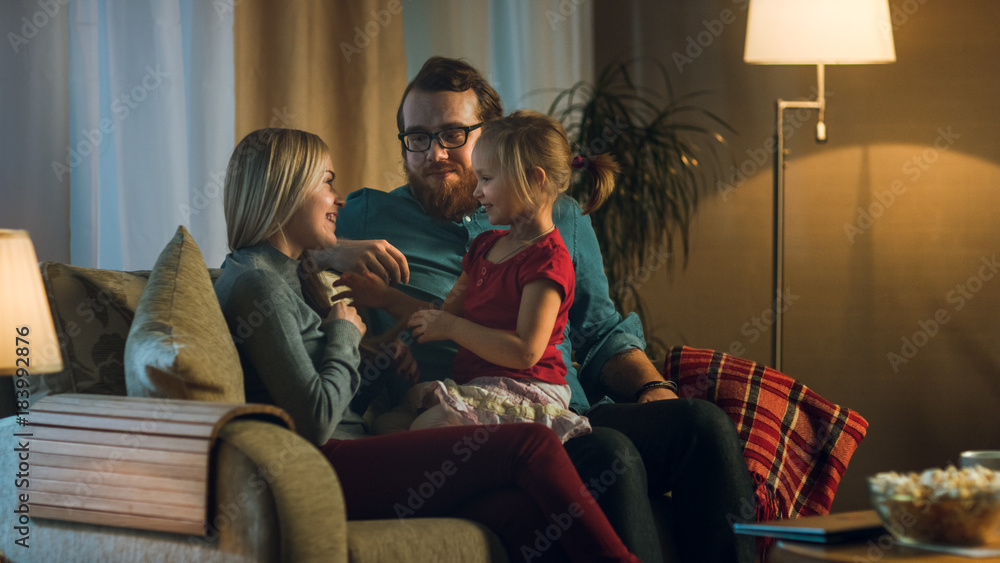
[125,226,244,402]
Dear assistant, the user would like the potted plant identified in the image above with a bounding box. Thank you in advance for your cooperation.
[548,58,733,360]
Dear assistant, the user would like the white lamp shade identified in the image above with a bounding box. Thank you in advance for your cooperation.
[0,230,64,375]
[745,0,896,64]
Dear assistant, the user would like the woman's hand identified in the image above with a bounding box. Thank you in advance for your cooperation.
[325,298,367,337]
[408,309,458,343]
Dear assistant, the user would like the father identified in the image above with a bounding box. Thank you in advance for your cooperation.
[330,56,754,563]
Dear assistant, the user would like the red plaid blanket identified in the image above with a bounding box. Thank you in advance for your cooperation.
[663,346,868,522]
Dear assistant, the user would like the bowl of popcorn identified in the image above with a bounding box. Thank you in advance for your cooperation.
[869,465,1000,546]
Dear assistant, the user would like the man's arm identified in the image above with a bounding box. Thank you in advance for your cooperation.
[337,271,429,320]
[600,348,678,403]
[307,239,410,285]
[554,198,675,404]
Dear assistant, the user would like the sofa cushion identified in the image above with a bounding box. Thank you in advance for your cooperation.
[663,346,869,521]
[124,226,244,402]
[34,263,151,402]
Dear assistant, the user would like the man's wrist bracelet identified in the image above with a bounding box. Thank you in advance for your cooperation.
[634,380,678,401]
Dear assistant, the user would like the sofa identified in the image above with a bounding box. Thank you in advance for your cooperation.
[0,226,869,562]
[0,227,507,563]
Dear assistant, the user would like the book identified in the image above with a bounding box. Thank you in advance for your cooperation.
[732,510,887,544]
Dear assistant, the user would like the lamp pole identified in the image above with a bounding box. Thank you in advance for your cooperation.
[771,64,826,372]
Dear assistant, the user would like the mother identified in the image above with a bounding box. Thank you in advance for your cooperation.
[213,128,639,563]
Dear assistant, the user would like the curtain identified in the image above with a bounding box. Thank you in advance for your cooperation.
[0,0,234,270]
[234,0,592,197]
[1,0,590,267]
[66,0,234,269]
[234,0,408,195]
[403,0,594,117]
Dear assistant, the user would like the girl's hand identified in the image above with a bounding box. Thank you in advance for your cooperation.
[335,271,390,309]
[408,309,457,343]
[325,298,367,337]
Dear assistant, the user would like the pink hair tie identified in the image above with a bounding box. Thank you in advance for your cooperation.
[571,155,587,169]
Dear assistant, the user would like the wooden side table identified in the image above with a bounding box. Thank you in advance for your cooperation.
[768,536,1000,562]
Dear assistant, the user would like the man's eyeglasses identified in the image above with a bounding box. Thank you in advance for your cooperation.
[398,123,483,152]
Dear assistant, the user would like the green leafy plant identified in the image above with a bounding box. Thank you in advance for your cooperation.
[548,58,733,360]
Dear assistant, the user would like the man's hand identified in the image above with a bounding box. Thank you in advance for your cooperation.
[335,271,391,309]
[370,336,420,384]
[309,239,410,285]
[637,386,678,403]
[392,342,420,383]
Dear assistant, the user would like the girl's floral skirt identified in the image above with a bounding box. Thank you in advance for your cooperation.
[405,376,592,443]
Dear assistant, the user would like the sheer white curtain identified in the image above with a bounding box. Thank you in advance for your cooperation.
[0,0,233,269]
[402,0,593,115]
[68,0,233,269]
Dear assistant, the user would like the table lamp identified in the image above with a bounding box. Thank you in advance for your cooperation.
[744,0,895,371]
[0,230,64,377]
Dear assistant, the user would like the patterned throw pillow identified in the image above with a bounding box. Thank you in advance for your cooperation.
[124,226,244,402]
[34,264,151,402]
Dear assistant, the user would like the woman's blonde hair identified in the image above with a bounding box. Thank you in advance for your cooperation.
[224,128,330,251]
[478,109,618,215]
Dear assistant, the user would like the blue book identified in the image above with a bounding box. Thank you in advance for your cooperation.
[732,510,886,544]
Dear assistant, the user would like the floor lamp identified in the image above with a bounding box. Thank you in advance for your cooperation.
[744,0,895,371]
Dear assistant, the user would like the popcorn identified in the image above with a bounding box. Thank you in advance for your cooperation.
[869,465,1000,546]
[871,465,1000,502]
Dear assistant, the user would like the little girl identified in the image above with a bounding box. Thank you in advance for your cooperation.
[343,110,618,442]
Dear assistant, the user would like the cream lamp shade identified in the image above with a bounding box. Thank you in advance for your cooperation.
[745,0,896,64]
[0,230,64,375]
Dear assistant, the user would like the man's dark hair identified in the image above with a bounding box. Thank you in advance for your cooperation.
[395,56,503,134]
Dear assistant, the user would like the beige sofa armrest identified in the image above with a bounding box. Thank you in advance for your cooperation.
[0,416,346,563]
[347,518,508,563]
[216,420,347,563]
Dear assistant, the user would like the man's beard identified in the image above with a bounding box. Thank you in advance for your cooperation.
[405,162,481,222]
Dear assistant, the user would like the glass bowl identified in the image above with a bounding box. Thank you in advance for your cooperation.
[869,466,1000,546]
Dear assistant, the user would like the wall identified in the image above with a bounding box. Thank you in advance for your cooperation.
[593,0,1000,511]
